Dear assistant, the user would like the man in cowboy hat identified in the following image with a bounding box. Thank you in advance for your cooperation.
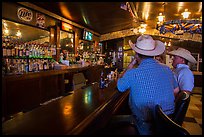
[168,48,197,96]
[117,35,179,135]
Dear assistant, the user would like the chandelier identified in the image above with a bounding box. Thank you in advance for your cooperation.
[156,3,202,35]
[156,19,202,35]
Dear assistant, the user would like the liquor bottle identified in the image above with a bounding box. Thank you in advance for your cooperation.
[48,59,54,70]
[11,42,15,57]
[18,44,23,57]
[39,59,43,71]
[6,39,11,57]
[99,71,105,89]
[28,59,33,72]
[2,39,7,57]
[24,59,29,73]
[15,42,19,57]
[43,59,48,70]
[51,44,56,56]
[25,43,30,57]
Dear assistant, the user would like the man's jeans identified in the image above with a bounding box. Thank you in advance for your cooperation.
[132,114,155,135]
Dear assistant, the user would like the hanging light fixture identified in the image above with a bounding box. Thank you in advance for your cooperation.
[167,42,171,47]
[164,41,167,46]
[16,30,22,37]
[158,13,165,22]
[156,6,202,35]
[181,9,191,19]
[3,28,9,35]
[138,23,147,34]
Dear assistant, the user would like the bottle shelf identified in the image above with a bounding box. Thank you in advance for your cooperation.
[3,56,53,59]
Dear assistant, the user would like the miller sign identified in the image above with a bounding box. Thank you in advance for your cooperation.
[17,7,33,22]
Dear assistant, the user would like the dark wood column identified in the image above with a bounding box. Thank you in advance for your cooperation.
[50,25,60,62]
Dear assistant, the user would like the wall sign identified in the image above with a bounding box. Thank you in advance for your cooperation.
[17,7,33,22]
[61,22,73,32]
[36,12,45,28]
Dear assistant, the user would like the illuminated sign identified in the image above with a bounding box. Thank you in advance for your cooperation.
[61,22,73,31]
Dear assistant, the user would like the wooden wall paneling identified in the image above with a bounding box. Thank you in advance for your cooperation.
[40,75,60,102]
[2,79,7,118]
[6,78,41,116]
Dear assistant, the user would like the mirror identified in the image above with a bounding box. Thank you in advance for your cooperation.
[60,30,74,54]
[2,19,50,43]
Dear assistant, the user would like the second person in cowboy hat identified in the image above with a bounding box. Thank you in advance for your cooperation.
[117,35,179,135]
[168,48,197,96]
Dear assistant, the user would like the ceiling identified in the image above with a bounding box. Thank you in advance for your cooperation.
[2,2,202,42]
[30,2,202,35]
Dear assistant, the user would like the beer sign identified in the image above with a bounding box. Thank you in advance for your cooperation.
[36,12,45,28]
[17,7,33,22]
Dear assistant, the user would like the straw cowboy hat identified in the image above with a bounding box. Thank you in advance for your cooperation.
[129,35,165,56]
[168,48,197,64]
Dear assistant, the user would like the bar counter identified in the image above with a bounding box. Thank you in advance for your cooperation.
[2,81,129,135]
[2,64,105,119]
[193,71,202,87]
[3,64,101,80]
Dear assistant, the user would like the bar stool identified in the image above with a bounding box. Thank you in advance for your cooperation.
[154,104,190,135]
[73,72,88,90]
[173,91,191,126]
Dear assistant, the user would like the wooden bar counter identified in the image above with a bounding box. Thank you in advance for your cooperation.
[2,64,105,119]
[193,71,202,87]
[2,81,129,135]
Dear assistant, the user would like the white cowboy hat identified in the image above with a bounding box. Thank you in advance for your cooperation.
[168,48,197,64]
[129,35,165,56]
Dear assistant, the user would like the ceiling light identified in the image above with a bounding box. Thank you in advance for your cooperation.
[181,9,191,19]
[16,30,22,37]
[167,42,171,47]
[140,23,147,28]
[158,13,165,22]
[164,42,167,46]
[138,27,146,34]
[4,28,9,35]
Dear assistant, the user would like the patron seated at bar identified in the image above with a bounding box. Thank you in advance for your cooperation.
[117,35,179,135]
[168,48,197,97]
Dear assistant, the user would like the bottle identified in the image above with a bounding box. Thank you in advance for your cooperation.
[59,52,64,63]
[28,59,33,72]
[52,45,57,56]
[25,43,30,57]
[14,43,18,57]
[99,71,105,89]
[43,59,48,70]
[11,42,15,57]
[18,44,23,57]
[24,59,29,73]
[6,39,11,57]
[39,59,43,71]
[2,39,7,57]
[114,68,118,79]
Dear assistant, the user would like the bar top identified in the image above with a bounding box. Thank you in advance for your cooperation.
[2,81,129,135]
[3,64,104,81]
[193,71,202,76]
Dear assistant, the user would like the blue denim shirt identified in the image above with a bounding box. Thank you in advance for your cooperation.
[117,58,178,122]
